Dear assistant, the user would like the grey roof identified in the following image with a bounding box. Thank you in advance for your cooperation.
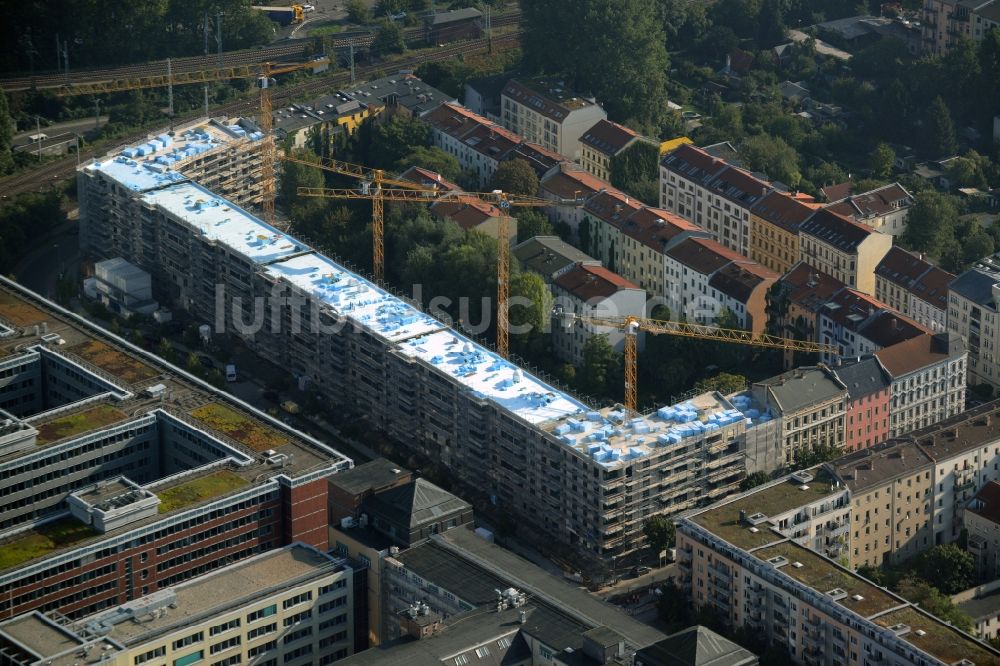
[755,367,846,414]
[365,478,470,529]
[636,626,758,666]
[950,256,1000,312]
[513,236,599,278]
[831,356,890,401]
[427,7,482,25]
[354,74,456,116]
[957,590,1000,622]
[328,457,409,496]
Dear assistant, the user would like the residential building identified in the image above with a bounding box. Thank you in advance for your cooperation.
[579,119,643,181]
[0,279,351,619]
[538,162,611,241]
[273,91,371,149]
[830,356,892,452]
[816,288,929,364]
[663,237,763,326]
[430,194,517,243]
[751,367,848,465]
[550,263,646,365]
[728,392,785,475]
[351,72,455,119]
[634,626,758,666]
[422,7,482,43]
[922,0,999,54]
[397,166,461,193]
[505,140,567,181]
[83,258,158,318]
[875,332,967,437]
[676,468,1000,666]
[749,190,818,274]
[965,481,1000,581]
[500,77,607,160]
[948,252,1000,389]
[359,477,473,548]
[424,102,520,187]
[826,182,914,236]
[875,247,954,333]
[76,142,755,573]
[955,582,1000,640]
[768,263,847,368]
[327,458,413,524]
[345,527,664,663]
[0,543,358,666]
[660,144,770,257]
[798,208,892,295]
[512,235,599,284]
[463,73,508,122]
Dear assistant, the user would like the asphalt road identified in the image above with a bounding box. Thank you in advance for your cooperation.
[13,117,108,148]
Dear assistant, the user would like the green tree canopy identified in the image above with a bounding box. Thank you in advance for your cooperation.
[916,544,974,594]
[739,471,771,491]
[925,96,957,157]
[610,140,660,195]
[740,134,801,188]
[393,146,461,182]
[0,89,12,175]
[279,149,324,204]
[869,143,895,180]
[488,159,540,196]
[372,19,405,56]
[896,578,973,633]
[346,0,373,24]
[902,191,960,256]
[509,271,552,358]
[642,515,676,553]
[515,210,554,243]
[579,334,617,397]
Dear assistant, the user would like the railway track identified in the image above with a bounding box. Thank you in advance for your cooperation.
[0,10,521,93]
[0,32,522,201]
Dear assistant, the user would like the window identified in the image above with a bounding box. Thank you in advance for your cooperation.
[283,610,312,626]
[247,605,276,622]
[210,619,240,636]
[211,657,240,666]
[173,633,204,650]
[247,623,277,640]
[282,592,312,610]
[135,647,166,665]
[174,651,204,666]
[283,627,313,645]
[247,641,277,658]
[210,637,240,655]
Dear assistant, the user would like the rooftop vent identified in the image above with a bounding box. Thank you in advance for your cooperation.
[767,556,789,568]
[791,470,814,485]
[914,629,926,636]
[888,623,911,636]
[791,561,804,568]
[826,588,847,601]
[851,594,864,601]
[748,527,759,533]
[799,485,810,491]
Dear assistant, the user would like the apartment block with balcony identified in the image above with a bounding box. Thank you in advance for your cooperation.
[0,544,358,666]
[659,144,770,257]
[751,367,848,465]
[948,252,1000,390]
[500,78,607,160]
[875,246,954,333]
[875,332,967,436]
[798,209,892,296]
[749,190,818,275]
[922,0,998,54]
[677,467,1000,666]
[550,263,646,365]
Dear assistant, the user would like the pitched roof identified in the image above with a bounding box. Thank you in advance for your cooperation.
[661,143,728,182]
[701,141,742,167]
[584,189,642,225]
[502,78,598,122]
[706,166,770,208]
[751,190,817,232]
[541,163,611,200]
[423,102,519,161]
[800,208,876,252]
[708,262,778,304]
[430,195,503,230]
[874,332,966,378]
[553,263,640,301]
[968,481,1000,527]
[820,181,853,203]
[580,119,640,157]
[827,183,913,221]
[365,478,470,529]
[755,366,847,414]
[398,166,462,193]
[831,356,890,400]
[619,207,708,254]
[829,438,936,493]
[507,141,566,179]
[513,236,598,277]
[875,247,954,312]
[778,262,847,314]
[728,48,755,75]
[821,289,929,346]
[426,6,482,25]
[666,237,747,276]
[636,626,758,666]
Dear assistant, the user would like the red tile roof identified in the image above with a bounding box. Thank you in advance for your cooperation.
[708,261,779,303]
[874,332,966,378]
[779,262,848,314]
[619,207,707,253]
[398,166,462,193]
[553,263,640,301]
[584,190,642,225]
[875,246,954,312]
[752,190,817,232]
[580,119,640,157]
[541,164,611,200]
[431,195,503,231]
[820,181,853,203]
[967,481,1000,527]
[665,237,747,275]
[660,143,728,182]
[827,183,913,221]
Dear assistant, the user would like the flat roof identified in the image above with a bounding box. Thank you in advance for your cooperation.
[86,544,342,645]
[396,329,588,425]
[84,155,187,193]
[141,181,305,264]
[872,605,1000,666]
[690,471,839,550]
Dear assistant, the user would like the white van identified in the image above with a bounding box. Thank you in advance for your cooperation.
[225,364,237,382]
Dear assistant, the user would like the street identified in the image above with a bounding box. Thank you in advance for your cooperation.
[13,117,108,147]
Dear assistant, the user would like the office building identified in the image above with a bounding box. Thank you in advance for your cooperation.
[0,279,351,622]
[948,253,1000,390]
[0,543,358,666]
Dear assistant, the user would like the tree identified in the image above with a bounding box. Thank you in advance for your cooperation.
[515,210,553,243]
[366,115,431,168]
[917,544,975,594]
[896,578,973,633]
[740,134,801,187]
[925,96,957,158]
[372,19,405,56]
[962,231,996,268]
[947,153,989,190]
[656,579,692,628]
[509,271,551,358]
[185,352,203,375]
[279,149,324,204]
[869,143,896,180]
[740,471,771,491]
[579,334,616,396]
[488,159,540,196]
[694,372,747,395]
[610,141,659,191]
[346,0,373,23]
[393,145,460,181]
[642,515,676,553]
[0,89,13,175]
[756,0,787,48]
[792,444,841,469]
[902,191,960,255]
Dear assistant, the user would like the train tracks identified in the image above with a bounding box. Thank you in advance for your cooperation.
[0,31,522,201]
[0,10,521,93]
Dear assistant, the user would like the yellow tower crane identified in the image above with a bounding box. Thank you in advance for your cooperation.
[297,184,582,357]
[554,312,838,413]
[54,57,330,228]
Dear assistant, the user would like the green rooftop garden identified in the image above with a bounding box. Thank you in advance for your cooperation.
[190,403,289,452]
[68,339,158,384]
[157,470,249,514]
[0,291,47,327]
[35,404,128,445]
[874,606,1000,666]
[0,518,98,571]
